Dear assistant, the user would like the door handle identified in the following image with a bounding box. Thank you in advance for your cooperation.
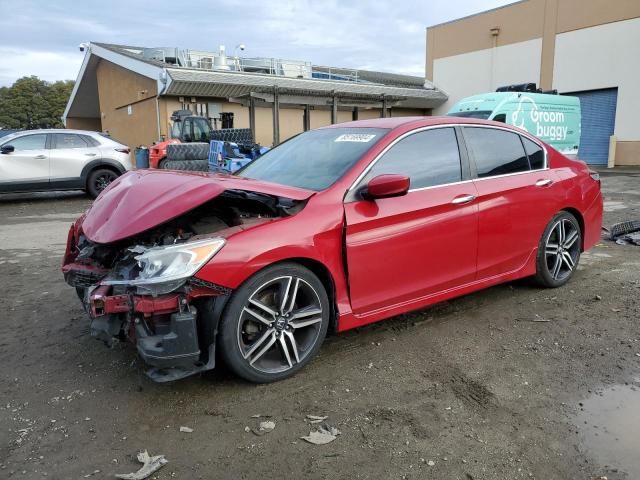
[84,153,97,156]
[451,194,476,205]
[34,155,46,159]
[535,179,553,187]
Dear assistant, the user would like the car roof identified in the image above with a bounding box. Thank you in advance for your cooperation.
[325,115,519,131]
[9,129,102,135]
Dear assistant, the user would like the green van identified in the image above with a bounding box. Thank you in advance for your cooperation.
[447,89,581,158]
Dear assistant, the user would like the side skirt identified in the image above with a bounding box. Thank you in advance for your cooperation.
[337,248,537,332]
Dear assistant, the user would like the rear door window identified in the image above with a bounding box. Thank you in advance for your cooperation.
[522,137,545,170]
[361,127,462,189]
[52,133,89,149]
[463,127,530,178]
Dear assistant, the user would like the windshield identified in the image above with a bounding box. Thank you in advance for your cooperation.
[238,127,389,191]
[447,110,492,119]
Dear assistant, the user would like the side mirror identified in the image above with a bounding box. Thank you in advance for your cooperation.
[1,145,15,154]
[363,174,410,200]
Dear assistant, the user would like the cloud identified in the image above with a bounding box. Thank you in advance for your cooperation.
[0,0,517,86]
[0,48,82,86]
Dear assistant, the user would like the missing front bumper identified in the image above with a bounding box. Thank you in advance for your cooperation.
[82,286,227,382]
[135,307,200,369]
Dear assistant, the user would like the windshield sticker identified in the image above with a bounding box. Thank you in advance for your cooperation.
[335,134,377,143]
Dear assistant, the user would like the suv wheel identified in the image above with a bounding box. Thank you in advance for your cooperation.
[87,168,118,198]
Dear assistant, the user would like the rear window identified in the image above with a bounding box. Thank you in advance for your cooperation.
[52,133,88,149]
[464,127,530,178]
[523,137,545,170]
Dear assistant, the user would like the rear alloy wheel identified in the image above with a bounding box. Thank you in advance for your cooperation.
[87,168,118,198]
[535,212,581,287]
[218,263,329,383]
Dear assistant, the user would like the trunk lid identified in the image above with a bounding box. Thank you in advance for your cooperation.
[81,170,314,244]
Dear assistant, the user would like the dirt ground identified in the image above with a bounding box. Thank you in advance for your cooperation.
[1,169,639,480]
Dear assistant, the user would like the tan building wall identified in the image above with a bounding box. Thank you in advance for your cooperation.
[96,59,158,148]
[357,109,383,120]
[426,0,640,165]
[65,117,102,131]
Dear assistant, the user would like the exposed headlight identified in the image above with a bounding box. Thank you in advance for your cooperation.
[105,237,225,287]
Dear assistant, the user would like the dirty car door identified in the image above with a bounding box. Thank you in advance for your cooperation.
[344,127,478,315]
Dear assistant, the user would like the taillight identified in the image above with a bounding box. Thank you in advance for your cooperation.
[115,147,130,154]
[588,169,600,185]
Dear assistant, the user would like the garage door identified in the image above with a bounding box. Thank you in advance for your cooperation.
[571,88,618,165]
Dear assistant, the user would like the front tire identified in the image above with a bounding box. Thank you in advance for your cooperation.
[534,211,581,288]
[87,168,118,198]
[218,263,330,383]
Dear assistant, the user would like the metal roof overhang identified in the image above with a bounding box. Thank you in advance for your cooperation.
[164,69,447,109]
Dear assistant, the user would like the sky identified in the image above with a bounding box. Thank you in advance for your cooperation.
[0,0,516,86]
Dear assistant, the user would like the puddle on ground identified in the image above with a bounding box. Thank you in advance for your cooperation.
[576,383,640,478]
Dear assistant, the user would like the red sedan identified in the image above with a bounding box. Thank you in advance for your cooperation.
[62,117,602,383]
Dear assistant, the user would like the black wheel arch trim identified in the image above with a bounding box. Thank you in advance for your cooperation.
[81,159,127,185]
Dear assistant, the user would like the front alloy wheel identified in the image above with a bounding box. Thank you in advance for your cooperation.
[535,211,581,287]
[218,263,329,383]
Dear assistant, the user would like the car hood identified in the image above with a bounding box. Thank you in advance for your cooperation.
[81,170,314,244]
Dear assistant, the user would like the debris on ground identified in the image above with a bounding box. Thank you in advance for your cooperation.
[179,426,193,433]
[607,220,640,245]
[301,425,341,445]
[115,450,168,480]
[251,420,276,436]
[306,414,328,424]
[259,420,275,431]
[83,470,100,478]
[427,460,436,466]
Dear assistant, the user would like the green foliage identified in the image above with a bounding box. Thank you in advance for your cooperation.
[0,76,74,129]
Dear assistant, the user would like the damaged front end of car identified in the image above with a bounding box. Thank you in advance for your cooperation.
[62,171,310,382]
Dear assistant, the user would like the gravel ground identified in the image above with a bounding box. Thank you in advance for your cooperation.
[0,170,639,480]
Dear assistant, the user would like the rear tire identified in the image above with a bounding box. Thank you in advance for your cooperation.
[218,263,330,383]
[534,211,581,288]
[157,157,168,169]
[162,159,209,171]
[87,168,118,198]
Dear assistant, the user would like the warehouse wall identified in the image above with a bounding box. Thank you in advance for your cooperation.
[96,60,158,149]
[553,17,640,164]
[432,38,542,114]
[426,0,640,164]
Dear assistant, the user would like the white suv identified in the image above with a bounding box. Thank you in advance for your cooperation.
[0,129,132,197]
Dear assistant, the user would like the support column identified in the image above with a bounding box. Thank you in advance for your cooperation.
[304,104,311,131]
[248,95,256,143]
[272,86,280,146]
[352,107,359,121]
[331,92,338,124]
[381,95,388,118]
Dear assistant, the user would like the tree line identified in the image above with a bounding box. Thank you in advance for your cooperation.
[0,76,74,130]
